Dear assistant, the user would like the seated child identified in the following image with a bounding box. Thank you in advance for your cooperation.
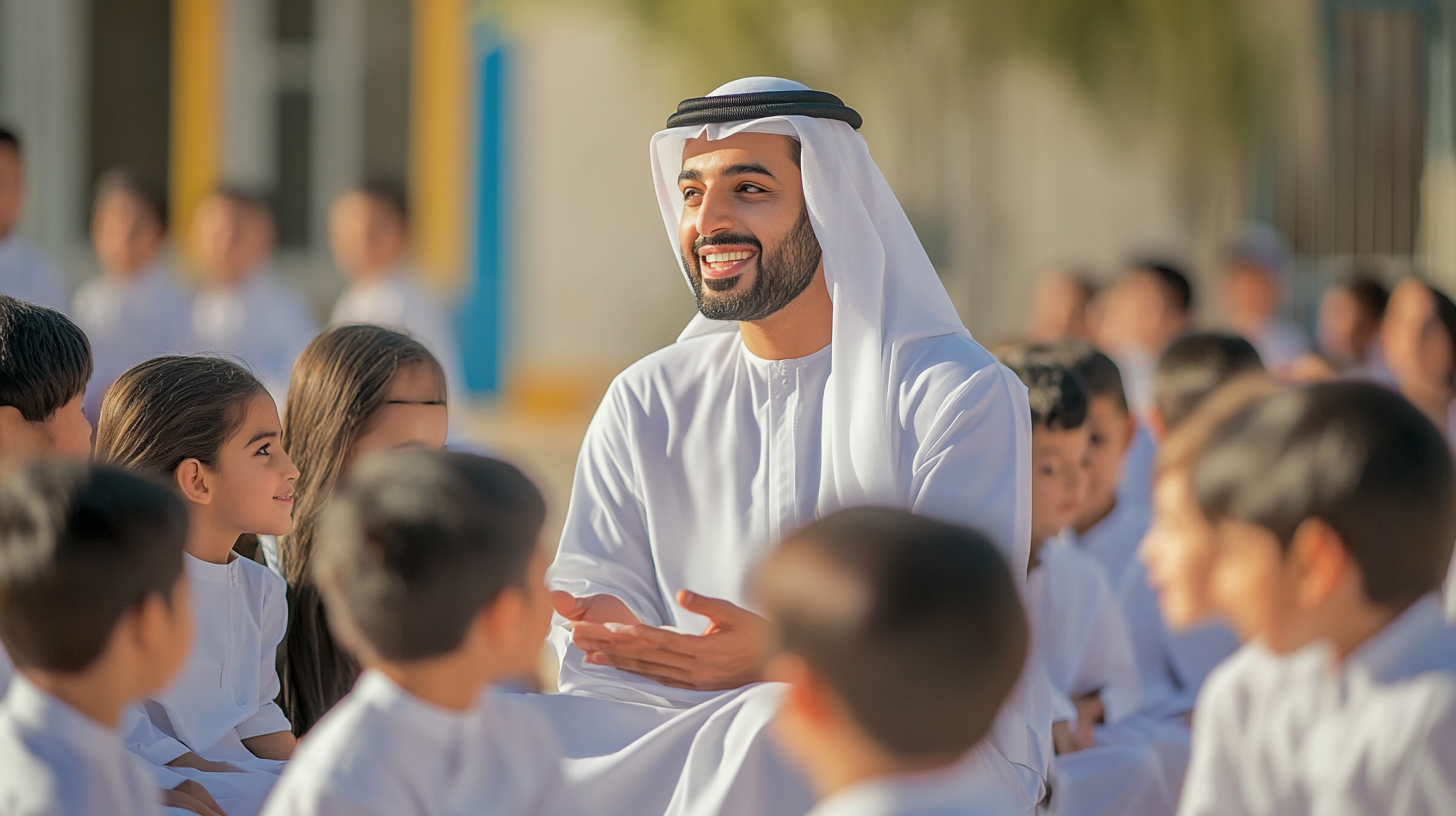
[0,462,191,815]
[0,294,93,471]
[189,187,317,403]
[96,355,300,816]
[754,507,1029,816]
[999,357,1172,816]
[270,324,449,735]
[262,450,573,816]
[1121,334,1261,718]
[72,168,193,419]
[1179,381,1456,815]
[1003,339,1147,583]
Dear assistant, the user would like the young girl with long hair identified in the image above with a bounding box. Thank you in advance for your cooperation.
[95,355,299,816]
[273,324,448,735]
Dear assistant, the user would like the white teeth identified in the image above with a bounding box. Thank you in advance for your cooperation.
[702,251,752,263]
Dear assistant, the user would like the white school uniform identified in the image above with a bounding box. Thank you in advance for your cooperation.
[0,675,161,816]
[0,232,68,311]
[1027,540,1175,816]
[1117,561,1239,719]
[126,553,289,813]
[193,269,317,403]
[807,760,1022,816]
[1179,594,1456,816]
[1117,423,1157,509]
[72,262,194,417]
[263,670,575,816]
[331,271,467,406]
[1061,499,1150,588]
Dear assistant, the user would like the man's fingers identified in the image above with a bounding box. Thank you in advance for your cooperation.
[587,651,698,685]
[676,589,747,623]
[571,622,700,659]
[550,590,583,620]
[574,632,699,670]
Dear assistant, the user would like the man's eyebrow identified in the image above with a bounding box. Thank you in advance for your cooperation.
[677,163,778,183]
[247,430,279,446]
[678,168,702,183]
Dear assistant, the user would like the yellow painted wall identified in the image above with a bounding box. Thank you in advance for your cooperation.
[170,0,224,250]
[411,0,469,289]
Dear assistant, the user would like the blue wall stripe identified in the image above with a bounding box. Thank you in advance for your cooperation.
[460,29,509,394]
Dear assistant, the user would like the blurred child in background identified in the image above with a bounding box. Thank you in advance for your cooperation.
[1380,278,1456,440]
[190,187,317,403]
[1026,269,1098,343]
[1316,275,1389,379]
[1180,382,1456,815]
[1096,261,1193,418]
[0,127,67,312]
[1221,225,1307,375]
[328,181,466,417]
[72,169,193,419]
[757,508,1030,816]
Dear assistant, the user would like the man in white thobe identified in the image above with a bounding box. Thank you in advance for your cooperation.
[539,77,1050,816]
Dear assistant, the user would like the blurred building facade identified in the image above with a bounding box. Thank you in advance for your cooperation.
[1,0,1455,409]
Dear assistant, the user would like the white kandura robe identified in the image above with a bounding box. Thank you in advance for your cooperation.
[0,675,161,816]
[1179,594,1456,816]
[806,760,1022,816]
[72,262,195,418]
[331,271,467,413]
[0,232,68,312]
[1061,499,1150,588]
[1027,540,1175,816]
[193,269,318,403]
[263,671,576,816]
[126,554,289,812]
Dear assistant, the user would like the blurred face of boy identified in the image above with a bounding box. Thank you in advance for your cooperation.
[1383,280,1453,393]
[1204,519,1295,648]
[1031,425,1090,544]
[0,145,23,239]
[1075,395,1135,531]
[1224,264,1278,331]
[328,192,407,281]
[1139,469,1220,629]
[1098,271,1184,356]
[192,197,272,285]
[92,191,165,278]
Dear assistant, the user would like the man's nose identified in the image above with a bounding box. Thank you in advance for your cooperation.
[695,184,737,236]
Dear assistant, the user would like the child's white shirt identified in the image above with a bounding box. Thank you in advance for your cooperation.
[1179,594,1456,816]
[1061,499,1150,590]
[262,670,577,816]
[0,675,161,816]
[0,232,68,312]
[128,553,290,768]
[71,262,195,417]
[1118,559,1239,718]
[805,758,1020,816]
[1028,539,1142,724]
[192,269,318,404]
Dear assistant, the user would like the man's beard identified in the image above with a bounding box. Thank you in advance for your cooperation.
[681,207,822,322]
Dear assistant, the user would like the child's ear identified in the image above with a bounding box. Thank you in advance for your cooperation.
[174,459,213,506]
[1289,517,1349,609]
[765,653,836,727]
[481,587,527,650]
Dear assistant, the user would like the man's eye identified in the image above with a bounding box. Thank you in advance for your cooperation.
[738,183,764,194]
[682,189,702,201]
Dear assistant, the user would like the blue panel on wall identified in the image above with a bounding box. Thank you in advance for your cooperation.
[460,29,509,394]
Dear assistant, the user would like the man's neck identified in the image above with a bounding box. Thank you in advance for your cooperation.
[24,667,128,729]
[738,269,832,361]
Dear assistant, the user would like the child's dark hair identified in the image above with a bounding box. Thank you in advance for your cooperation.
[353,179,409,227]
[998,356,1089,431]
[0,462,187,672]
[1153,333,1264,432]
[94,167,168,230]
[1194,382,1456,607]
[279,324,445,734]
[94,356,268,479]
[1002,339,1127,414]
[1131,260,1194,314]
[756,508,1028,761]
[0,295,93,421]
[0,126,18,154]
[316,451,544,662]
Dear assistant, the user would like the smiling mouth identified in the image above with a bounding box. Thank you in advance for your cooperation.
[273,493,294,502]
[698,248,757,279]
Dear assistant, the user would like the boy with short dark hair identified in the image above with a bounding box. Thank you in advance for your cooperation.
[0,462,192,815]
[755,507,1029,815]
[262,451,574,816]
[1178,382,1456,816]
[0,294,93,466]
[999,356,1172,816]
[1149,333,1263,440]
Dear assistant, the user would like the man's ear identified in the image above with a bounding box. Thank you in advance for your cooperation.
[174,459,213,506]
[1289,517,1349,610]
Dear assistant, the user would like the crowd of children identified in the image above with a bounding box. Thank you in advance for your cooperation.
[1,116,1456,816]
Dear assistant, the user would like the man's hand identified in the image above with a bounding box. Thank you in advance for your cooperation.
[166,752,246,773]
[566,589,770,691]
[164,779,228,816]
[551,591,642,627]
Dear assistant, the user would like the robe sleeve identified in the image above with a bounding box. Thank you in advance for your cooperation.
[236,570,293,740]
[1076,567,1142,725]
[548,380,664,626]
